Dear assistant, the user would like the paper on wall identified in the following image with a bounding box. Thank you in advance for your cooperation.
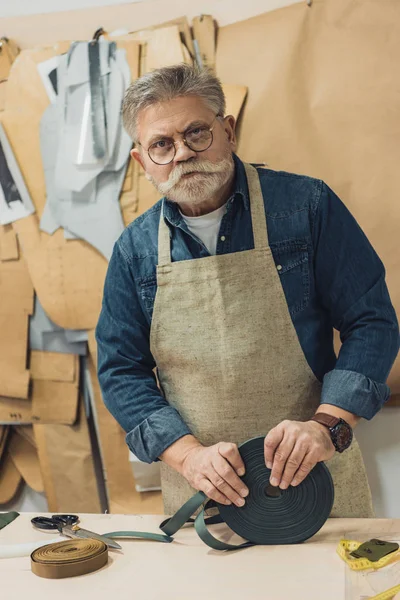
[0,123,35,225]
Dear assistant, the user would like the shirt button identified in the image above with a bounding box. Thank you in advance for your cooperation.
[276,264,282,271]
[220,236,226,242]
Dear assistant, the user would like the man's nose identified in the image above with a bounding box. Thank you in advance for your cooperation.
[174,139,197,162]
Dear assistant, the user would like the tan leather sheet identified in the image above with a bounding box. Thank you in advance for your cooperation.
[8,429,44,493]
[0,224,19,261]
[0,451,21,504]
[216,0,400,394]
[87,331,162,514]
[192,15,216,71]
[0,353,79,425]
[33,399,101,513]
[0,253,33,400]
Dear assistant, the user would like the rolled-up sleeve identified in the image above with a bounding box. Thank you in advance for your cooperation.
[95,241,191,463]
[313,183,399,419]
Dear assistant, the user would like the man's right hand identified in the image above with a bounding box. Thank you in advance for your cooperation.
[180,442,249,507]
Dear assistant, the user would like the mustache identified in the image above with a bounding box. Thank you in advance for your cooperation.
[159,159,231,192]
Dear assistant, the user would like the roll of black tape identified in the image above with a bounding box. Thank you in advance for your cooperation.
[218,436,334,545]
[161,436,335,550]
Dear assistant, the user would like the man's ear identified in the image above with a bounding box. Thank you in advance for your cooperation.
[130,147,145,170]
[223,115,237,152]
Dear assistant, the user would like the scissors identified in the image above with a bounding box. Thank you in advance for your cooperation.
[31,514,122,550]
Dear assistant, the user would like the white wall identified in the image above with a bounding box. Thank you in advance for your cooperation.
[0,0,299,24]
[355,409,400,519]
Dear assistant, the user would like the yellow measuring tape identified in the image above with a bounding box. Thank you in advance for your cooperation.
[337,539,400,600]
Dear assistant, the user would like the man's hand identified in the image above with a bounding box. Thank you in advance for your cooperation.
[181,442,249,507]
[264,420,335,489]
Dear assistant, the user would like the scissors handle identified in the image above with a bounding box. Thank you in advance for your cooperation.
[31,514,79,531]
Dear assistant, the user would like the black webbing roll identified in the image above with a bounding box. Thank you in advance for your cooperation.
[217,436,334,545]
[161,436,334,550]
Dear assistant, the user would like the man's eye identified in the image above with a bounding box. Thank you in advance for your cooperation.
[155,140,167,148]
[188,127,203,136]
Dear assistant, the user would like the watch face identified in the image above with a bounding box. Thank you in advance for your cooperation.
[332,421,353,452]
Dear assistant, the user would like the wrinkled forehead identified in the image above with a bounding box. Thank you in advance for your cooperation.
[136,95,215,144]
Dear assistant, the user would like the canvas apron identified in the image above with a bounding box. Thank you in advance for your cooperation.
[150,163,373,518]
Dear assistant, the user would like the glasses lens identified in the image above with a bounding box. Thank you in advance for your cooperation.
[149,140,175,165]
[185,127,213,152]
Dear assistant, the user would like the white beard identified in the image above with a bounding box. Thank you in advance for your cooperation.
[146,154,235,206]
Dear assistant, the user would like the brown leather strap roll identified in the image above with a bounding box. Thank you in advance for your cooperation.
[31,538,108,579]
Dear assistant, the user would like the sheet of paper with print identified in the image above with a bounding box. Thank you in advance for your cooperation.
[0,123,35,225]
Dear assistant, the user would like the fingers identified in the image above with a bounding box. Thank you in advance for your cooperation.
[291,453,317,487]
[265,421,329,490]
[198,478,232,506]
[264,426,284,470]
[210,453,248,507]
[278,442,308,489]
[218,442,246,476]
[268,433,296,488]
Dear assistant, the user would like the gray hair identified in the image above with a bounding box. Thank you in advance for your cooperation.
[122,63,226,142]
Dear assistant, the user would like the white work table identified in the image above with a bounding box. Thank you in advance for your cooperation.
[1,513,400,599]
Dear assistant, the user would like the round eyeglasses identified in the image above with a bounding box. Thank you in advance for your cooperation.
[140,115,220,166]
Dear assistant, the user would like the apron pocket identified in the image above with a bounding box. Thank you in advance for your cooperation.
[272,240,310,316]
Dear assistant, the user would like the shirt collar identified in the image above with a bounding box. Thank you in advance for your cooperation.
[163,153,250,227]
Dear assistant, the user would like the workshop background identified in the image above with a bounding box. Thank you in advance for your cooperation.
[0,0,399,519]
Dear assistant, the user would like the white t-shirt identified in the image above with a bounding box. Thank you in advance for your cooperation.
[180,202,228,255]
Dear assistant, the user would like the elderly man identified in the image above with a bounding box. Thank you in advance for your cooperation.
[96,64,399,517]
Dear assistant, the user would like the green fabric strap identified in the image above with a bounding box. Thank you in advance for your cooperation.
[159,491,249,551]
[103,530,173,544]
[0,511,19,530]
[194,501,253,551]
[160,491,207,536]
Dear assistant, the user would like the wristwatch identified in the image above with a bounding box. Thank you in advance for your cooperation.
[311,413,353,453]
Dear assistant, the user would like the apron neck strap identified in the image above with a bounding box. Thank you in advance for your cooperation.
[243,163,270,249]
[157,163,270,265]
[158,201,172,265]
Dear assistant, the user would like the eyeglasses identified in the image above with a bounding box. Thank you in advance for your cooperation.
[139,115,221,166]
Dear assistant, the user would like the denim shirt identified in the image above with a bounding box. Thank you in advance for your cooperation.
[96,154,399,464]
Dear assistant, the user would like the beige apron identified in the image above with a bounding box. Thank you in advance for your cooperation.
[150,163,374,518]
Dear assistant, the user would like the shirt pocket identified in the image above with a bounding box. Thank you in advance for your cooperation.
[271,240,310,316]
[139,276,157,321]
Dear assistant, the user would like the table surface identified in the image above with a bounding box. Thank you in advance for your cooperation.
[1,513,400,600]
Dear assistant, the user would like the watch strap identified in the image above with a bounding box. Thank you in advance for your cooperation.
[311,413,341,429]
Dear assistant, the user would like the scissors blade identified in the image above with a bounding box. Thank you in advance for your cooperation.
[62,525,122,550]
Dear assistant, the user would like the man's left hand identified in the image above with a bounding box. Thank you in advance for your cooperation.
[264,420,335,489]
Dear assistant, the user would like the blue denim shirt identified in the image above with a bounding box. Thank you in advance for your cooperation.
[96,154,399,464]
